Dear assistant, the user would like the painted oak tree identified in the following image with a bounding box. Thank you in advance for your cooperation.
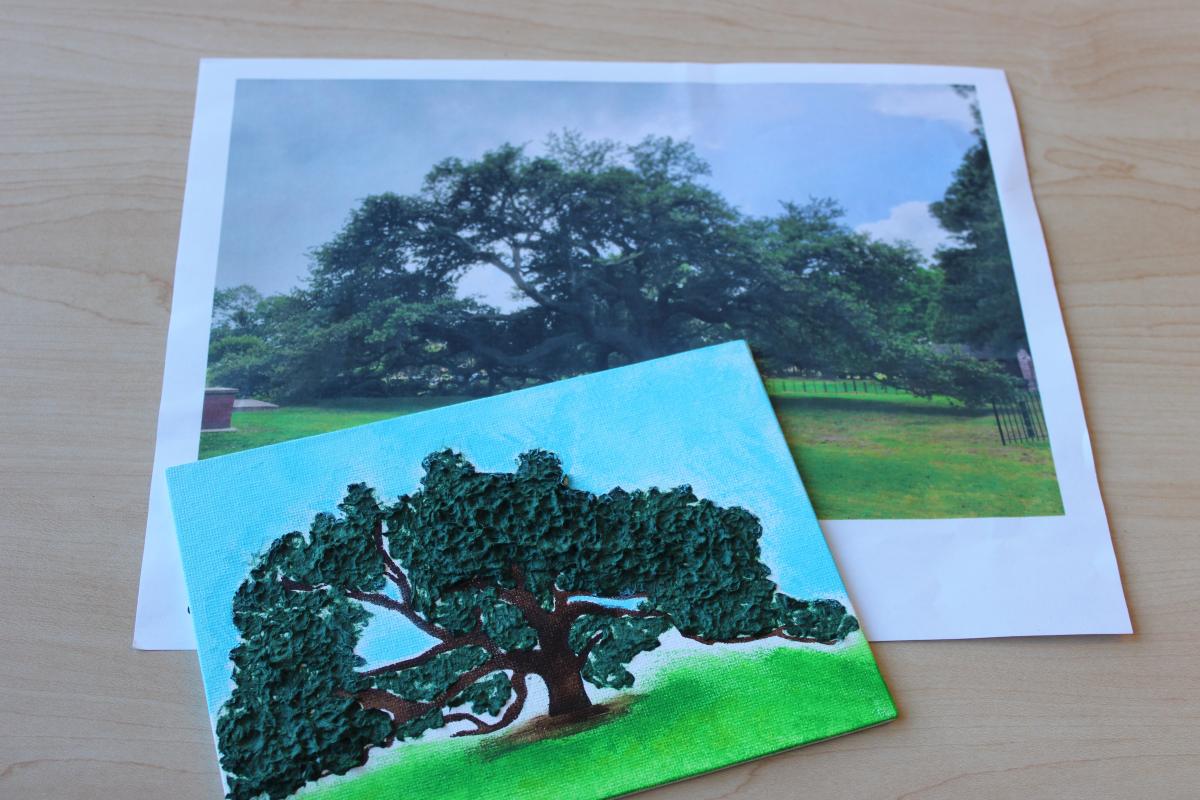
[219,450,859,799]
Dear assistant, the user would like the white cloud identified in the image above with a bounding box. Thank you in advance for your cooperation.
[871,86,975,132]
[856,201,953,261]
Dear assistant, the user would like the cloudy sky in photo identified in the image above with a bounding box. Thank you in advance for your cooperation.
[217,79,978,306]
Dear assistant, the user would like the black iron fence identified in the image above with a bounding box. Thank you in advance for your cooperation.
[991,390,1048,446]
[768,376,1049,447]
[766,377,897,395]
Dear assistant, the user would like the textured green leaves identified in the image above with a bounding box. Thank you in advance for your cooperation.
[250,483,387,595]
[220,570,390,800]
[218,449,858,800]
[449,672,514,716]
[372,646,489,702]
[388,449,591,609]
[775,595,860,642]
[390,450,769,641]
[392,707,445,742]
[479,596,538,651]
[570,614,671,689]
[386,448,860,647]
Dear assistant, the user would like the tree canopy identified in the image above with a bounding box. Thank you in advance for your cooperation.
[930,91,1028,355]
[218,449,858,799]
[209,129,1025,406]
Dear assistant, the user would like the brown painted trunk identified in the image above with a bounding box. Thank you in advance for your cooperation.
[526,602,594,718]
[544,664,592,717]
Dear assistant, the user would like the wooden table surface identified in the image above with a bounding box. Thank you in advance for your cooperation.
[3,1,1199,798]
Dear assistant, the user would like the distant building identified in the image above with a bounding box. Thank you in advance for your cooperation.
[1017,348,1038,391]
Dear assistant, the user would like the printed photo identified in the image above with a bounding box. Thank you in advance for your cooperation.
[137,62,1130,649]
[200,78,1062,520]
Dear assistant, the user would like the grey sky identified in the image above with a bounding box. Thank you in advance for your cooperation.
[216,79,976,306]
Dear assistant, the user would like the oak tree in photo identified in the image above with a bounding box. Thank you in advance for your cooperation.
[209,133,1022,407]
[218,449,859,799]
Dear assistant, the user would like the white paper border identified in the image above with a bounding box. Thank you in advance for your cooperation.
[134,60,1130,648]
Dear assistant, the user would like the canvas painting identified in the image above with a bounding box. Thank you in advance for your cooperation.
[167,342,896,800]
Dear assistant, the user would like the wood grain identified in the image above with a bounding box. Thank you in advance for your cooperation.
[2,1,1198,798]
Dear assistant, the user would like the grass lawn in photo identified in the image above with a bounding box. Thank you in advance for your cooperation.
[301,643,892,800]
[198,397,467,459]
[199,384,1062,519]
[767,383,1062,519]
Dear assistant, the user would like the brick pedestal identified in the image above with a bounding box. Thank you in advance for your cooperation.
[202,387,238,431]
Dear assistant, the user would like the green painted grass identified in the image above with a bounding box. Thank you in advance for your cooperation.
[200,390,1063,519]
[302,643,894,800]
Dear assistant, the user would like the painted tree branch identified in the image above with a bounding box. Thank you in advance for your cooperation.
[361,634,490,678]
[576,631,607,665]
[367,524,458,642]
[564,600,667,622]
[441,711,489,731]
[353,658,512,730]
[451,673,529,738]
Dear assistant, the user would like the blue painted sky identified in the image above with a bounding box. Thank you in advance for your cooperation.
[167,342,851,717]
[217,79,977,305]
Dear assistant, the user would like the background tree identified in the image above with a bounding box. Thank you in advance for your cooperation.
[208,197,485,401]
[218,449,859,800]
[931,90,1029,355]
[750,200,935,374]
